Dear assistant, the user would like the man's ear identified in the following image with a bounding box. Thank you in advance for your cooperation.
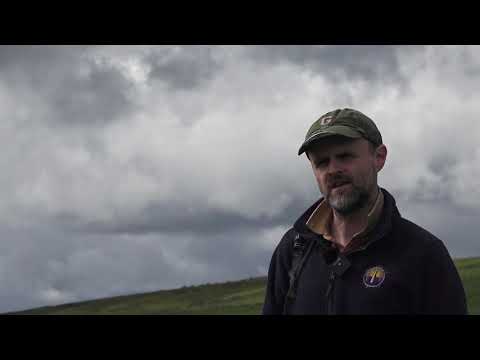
[375,144,387,172]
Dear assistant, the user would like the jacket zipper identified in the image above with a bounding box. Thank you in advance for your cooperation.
[326,272,336,315]
[326,243,370,314]
[324,244,369,314]
[324,232,387,314]
[318,205,391,315]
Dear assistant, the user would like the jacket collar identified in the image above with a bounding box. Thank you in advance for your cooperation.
[305,188,384,240]
[293,188,400,247]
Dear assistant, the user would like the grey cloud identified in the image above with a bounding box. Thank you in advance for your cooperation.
[53,193,318,237]
[145,46,222,90]
[0,45,135,127]
[0,225,187,312]
[0,222,275,313]
[428,152,458,180]
[51,60,136,126]
[246,45,422,89]
[1,45,480,313]
[177,228,275,282]
[436,46,480,98]
[394,194,480,259]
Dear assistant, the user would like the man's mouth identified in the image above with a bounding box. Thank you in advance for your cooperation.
[330,181,351,190]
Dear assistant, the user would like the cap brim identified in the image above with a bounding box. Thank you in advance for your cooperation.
[297,125,363,155]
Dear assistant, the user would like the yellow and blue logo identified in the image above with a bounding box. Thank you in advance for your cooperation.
[363,266,386,288]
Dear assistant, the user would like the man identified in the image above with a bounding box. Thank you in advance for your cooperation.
[262,108,467,315]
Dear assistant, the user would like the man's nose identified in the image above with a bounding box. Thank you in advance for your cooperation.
[326,158,343,174]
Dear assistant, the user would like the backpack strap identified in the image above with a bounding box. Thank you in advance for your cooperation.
[282,232,316,314]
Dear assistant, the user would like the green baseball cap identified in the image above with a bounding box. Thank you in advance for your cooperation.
[298,108,383,156]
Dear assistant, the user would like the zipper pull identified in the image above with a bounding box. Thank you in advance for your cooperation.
[325,272,336,298]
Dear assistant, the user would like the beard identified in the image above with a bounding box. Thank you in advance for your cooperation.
[321,170,375,214]
[326,183,370,214]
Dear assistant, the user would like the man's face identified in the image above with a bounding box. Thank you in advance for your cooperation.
[307,136,387,214]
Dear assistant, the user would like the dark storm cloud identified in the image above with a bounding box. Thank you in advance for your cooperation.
[0,45,135,127]
[247,45,421,89]
[0,45,76,68]
[0,224,183,312]
[428,152,458,180]
[176,227,276,282]
[392,193,480,259]
[51,61,136,126]
[52,192,318,237]
[145,46,222,90]
[0,221,274,313]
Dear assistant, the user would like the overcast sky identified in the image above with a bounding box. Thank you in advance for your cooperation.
[1,45,479,313]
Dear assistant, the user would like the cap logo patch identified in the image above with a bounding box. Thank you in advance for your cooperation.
[319,115,333,125]
[363,266,385,288]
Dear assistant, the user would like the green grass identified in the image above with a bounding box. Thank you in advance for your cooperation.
[8,257,480,315]
[454,257,480,314]
[9,277,268,315]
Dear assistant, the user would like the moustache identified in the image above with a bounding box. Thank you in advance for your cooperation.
[326,175,353,190]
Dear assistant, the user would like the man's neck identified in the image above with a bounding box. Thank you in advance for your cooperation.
[331,187,379,248]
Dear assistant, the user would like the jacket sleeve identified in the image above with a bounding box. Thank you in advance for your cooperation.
[421,239,468,314]
[262,229,295,315]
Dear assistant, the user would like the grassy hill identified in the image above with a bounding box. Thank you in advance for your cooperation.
[9,257,480,315]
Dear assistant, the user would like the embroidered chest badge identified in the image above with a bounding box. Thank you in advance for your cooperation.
[363,266,386,288]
